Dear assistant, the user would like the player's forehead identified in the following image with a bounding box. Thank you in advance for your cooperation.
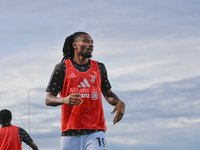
[76,34,93,41]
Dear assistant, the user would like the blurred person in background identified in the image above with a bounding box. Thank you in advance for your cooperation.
[0,109,39,150]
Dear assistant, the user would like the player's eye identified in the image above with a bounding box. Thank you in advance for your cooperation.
[84,40,89,43]
[84,39,93,44]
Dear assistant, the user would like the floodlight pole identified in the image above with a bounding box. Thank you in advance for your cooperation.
[28,90,30,134]
[28,90,31,150]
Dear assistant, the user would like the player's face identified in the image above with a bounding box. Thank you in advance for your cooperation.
[73,34,94,58]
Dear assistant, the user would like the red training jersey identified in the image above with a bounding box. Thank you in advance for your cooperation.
[0,125,22,150]
[60,59,107,132]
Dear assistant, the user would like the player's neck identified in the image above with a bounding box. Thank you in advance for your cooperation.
[73,57,89,65]
[2,123,11,127]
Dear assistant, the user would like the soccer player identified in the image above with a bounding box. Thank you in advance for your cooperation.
[0,109,39,150]
[45,31,125,150]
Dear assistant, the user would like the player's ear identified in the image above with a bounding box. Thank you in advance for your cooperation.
[73,42,77,50]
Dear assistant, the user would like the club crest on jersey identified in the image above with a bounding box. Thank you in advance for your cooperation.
[90,75,95,83]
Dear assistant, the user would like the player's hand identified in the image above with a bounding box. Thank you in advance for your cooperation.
[111,100,125,125]
[61,93,82,105]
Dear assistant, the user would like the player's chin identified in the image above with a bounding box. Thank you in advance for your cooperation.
[83,53,92,59]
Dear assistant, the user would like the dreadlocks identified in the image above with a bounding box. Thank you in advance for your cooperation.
[0,109,12,127]
[61,31,88,62]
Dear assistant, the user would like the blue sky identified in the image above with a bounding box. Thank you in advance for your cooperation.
[1,0,200,150]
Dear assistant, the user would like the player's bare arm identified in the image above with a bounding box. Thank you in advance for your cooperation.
[102,89,125,125]
[45,92,82,106]
[29,141,39,150]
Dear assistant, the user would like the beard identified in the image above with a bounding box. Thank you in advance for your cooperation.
[79,46,93,58]
[80,52,92,59]
[82,54,92,58]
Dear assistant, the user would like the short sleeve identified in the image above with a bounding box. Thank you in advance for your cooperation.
[46,62,66,93]
[97,62,112,91]
[18,127,33,145]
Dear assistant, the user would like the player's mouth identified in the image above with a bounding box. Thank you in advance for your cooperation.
[87,47,93,53]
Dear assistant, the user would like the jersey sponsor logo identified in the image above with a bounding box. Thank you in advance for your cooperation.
[69,89,91,98]
[77,79,91,88]
[69,86,99,100]
[80,93,90,98]
[69,88,89,93]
